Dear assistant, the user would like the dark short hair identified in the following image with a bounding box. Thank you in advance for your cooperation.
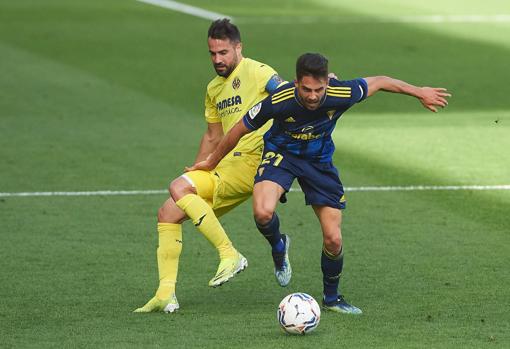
[208,18,241,43]
[296,53,329,81]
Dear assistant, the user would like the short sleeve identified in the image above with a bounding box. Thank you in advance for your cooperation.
[350,78,368,103]
[329,78,368,108]
[204,91,220,123]
[242,97,273,130]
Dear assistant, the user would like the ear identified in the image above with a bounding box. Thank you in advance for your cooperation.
[294,79,298,88]
[235,42,242,55]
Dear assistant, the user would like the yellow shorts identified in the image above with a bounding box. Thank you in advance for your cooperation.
[181,151,262,217]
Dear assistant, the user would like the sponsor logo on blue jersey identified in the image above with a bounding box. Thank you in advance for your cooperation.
[284,125,325,141]
[284,131,325,140]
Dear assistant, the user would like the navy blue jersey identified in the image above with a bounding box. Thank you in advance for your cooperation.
[242,78,368,162]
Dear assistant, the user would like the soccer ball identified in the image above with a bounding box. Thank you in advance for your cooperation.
[277,293,321,335]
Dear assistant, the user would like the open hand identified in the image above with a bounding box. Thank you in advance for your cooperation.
[328,72,339,80]
[420,87,451,112]
[184,154,215,172]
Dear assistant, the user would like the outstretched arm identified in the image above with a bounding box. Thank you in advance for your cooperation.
[364,76,451,112]
[185,120,252,172]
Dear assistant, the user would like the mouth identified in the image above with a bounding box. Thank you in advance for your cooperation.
[214,64,231,77]
[306,101,319,110]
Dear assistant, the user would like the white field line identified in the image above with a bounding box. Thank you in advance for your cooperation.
[335,185,510,192]
[135,0,231,21]
[1,185,509,198]
[235,14,510,24]
[0,190,168,198]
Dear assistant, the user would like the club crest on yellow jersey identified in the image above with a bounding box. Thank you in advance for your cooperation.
[232,77,241,90]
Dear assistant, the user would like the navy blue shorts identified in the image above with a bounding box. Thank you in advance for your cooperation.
[254,149,346,209]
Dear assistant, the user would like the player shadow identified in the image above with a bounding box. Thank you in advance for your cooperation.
[333,147,509,233]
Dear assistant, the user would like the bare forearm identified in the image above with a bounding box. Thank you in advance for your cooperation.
[366,76,421,97]
[364,76,451,112]
[193,122,224,163]
[185,121,251,172]
[382,77,421,97]
[194,133,221,163]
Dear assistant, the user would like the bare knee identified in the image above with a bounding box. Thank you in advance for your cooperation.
[157,205,171,222]
[323,235,342,255]
[169,177,195,201]
[254,205,274,225]
[157,198,187,224]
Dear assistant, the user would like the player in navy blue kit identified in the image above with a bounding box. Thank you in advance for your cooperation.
[188,53,451,314]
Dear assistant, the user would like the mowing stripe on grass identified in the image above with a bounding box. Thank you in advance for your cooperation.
[236,14,510,24]
[135,0,231,21]
[133,1,509,24]
[1,185,509,198]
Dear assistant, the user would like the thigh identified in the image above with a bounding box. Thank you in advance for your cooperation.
[173,170,237,218]
[297,162,346,209]
[211,152,261,215]
[313,205,343,253]
[253,180,286,215]
[254,150,296,193]
[179,168,241,218]
[182,170,216,202]
[313,205,342,237]
[215,152,260,197]
[253,155,295,222]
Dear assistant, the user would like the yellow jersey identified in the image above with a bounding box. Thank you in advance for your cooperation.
[204,57,277,155]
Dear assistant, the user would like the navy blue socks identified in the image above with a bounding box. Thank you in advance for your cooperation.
[255,213,284,253]
[321,247,344,303]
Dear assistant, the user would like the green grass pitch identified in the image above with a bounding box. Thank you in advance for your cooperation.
[1,0,509,348]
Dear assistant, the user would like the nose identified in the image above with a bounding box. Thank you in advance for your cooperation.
[212,54,222,64]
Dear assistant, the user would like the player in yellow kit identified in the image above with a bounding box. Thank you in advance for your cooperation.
[134,19,283,313]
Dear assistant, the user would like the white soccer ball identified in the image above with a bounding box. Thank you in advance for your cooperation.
[277,292,321,335]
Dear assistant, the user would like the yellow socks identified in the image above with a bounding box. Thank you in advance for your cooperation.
[176,194,236,259]
[155,223,182,300]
